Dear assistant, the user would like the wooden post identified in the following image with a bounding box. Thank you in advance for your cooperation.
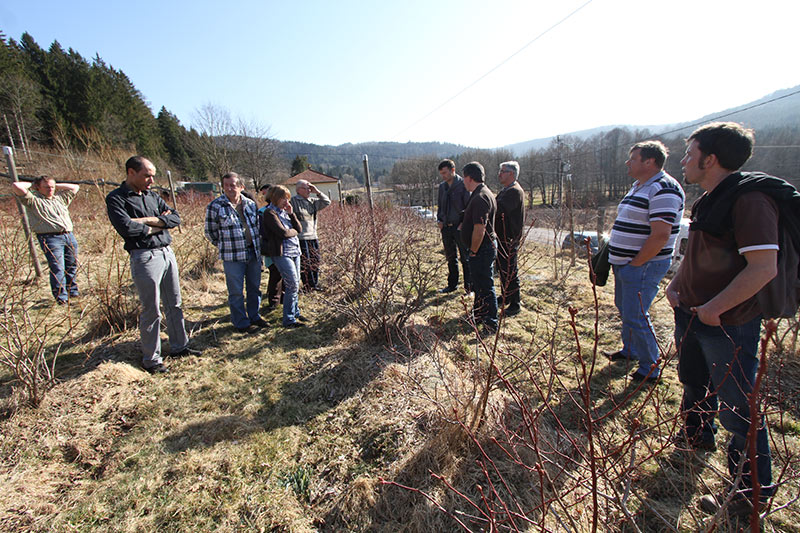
[4,146,43,278]
[337,178,343,207]
[166,170,182,233]
[596,207,606,245]
[567,171,575,266]
[362,154,374,210]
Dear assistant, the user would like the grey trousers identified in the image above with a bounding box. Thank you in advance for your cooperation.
[130,246,189,368]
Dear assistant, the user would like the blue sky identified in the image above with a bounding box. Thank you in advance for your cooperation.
[2,0,799,148]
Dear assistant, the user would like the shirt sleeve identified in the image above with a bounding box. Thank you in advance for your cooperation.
[106,192,149,238]
[471,195,491,226]
[155,195,181,228]
[204,202,220,246]
[732,192,780,254]
[649,185,683,224]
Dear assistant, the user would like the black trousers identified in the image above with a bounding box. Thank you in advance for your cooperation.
[496,240,520,306]
[267,263,283,305]
[299,239,320,289]
[441,225,471,291]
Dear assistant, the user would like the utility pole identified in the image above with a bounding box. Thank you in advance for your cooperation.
[4,146,43,278]
[362,154,374,210]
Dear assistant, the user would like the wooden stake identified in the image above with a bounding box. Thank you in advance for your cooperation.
[166,170,182,233]
[362,154,374,210]
[4,146,43,278]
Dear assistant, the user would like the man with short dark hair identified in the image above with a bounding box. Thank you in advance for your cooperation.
[12,176,80,304]
[666,122,779,517]
[436,159,472,294]
[461,161,497,332]
[205,172,265,333]
[605,140,684,384]
[495,161,525,316]
[291,179,331,291]
[106,156,200,374]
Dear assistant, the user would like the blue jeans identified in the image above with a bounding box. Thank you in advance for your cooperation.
[612,259,671,377]
[272,255,301,325]
[441,225,471,291]
[467,240,497,329]
[222,249,262,329]
[675,308,773,497]
[37,232,79,303]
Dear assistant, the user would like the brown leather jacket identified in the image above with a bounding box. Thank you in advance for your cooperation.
[260,207,301,257]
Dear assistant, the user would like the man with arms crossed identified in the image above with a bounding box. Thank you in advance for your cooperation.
[667,122,777,516]
[12,176,81,304]
[605,141,685,384]
[106,156,200,374]
[436,159,472,294]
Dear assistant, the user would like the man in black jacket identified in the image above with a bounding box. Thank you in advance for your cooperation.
[495,161,525,316]
[106,156,199,374]
[436,159,472,294]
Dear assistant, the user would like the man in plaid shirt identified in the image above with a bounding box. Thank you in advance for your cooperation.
[205,172,267,333]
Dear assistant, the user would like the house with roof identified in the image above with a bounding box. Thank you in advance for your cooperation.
[282,169,340,202]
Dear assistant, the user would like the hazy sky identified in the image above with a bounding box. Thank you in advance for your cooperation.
[2,0,799,148]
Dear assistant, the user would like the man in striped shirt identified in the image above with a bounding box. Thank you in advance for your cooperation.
[605,141,685,383]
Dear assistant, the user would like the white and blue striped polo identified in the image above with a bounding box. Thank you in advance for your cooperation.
[608,171,685,265]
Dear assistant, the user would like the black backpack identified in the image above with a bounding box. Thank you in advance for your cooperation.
[691,172,800,319]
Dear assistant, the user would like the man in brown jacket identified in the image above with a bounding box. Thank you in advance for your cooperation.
[495,161,525,316]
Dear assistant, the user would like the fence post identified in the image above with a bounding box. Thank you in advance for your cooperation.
[337,178,343,207]
[3,146,43,278]
[166,170,182,233]
[362,154,374,210]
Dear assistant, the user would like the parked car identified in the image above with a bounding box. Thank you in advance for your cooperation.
[561,231,605,256]
[399,206,436,221]
[665,218,691,279]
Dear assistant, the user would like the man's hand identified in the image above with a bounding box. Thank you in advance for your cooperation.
[691,304,721,326]
[438,222,443,230]
[309,184,320,195]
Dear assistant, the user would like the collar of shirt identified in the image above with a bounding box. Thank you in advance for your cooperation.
[633,170,665,191]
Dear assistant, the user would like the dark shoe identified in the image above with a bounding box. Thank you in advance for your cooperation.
[604,350,632,361]
[480,323,498,336]
[699,492,755,517]
[630,371,658,385]
[236,324,257,334]
[672,431,717,452]
[171,346,202,357]
[144,363,169,374]
[284,322,305,328]
[439,286,457,294]
[504,304,521,316]
[56,298,68,306]
[296,315,308,323]
[251,318,269,329]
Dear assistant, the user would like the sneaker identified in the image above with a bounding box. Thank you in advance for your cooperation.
[296,315,308,323]
[144,363,169,374]
[171,346,202,357]
[236,324,258,334]
[604,350,632,361]
[439,286,457,294]
[284,322,305,328]
[698,492,756,518]
[251,318,269,329]
[672,430,717,452]
[630,371,659,385]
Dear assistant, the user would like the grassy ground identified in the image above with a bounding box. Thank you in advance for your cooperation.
[0,194,799,532]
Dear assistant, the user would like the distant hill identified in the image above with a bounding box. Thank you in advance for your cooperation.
[274,140,471,182]
[504,85,800,155]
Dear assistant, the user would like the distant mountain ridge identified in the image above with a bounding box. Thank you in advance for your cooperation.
[503,84,800,155]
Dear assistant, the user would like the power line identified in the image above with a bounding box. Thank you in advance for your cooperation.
[392,0,594,140]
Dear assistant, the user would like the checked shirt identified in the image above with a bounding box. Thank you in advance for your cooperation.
[204,195,260,262]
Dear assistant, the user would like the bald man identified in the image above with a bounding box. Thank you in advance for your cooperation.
[290,180,331,291]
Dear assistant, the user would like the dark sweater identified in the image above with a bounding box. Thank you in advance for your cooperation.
[496,181,525,244]
[260,208,301,257]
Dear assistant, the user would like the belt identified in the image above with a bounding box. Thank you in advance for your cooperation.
[37,230,70,236]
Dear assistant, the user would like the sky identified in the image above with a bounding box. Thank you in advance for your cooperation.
[2,0,799,149]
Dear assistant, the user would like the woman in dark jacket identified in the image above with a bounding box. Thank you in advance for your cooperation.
[260,185,304,327]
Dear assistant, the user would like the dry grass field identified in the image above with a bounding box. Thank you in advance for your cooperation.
[0,181,799,532]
